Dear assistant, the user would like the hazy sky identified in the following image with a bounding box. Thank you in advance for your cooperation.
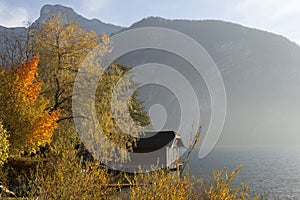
[0,0,300,44]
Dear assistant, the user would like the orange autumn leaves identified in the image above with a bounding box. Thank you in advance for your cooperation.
[15,56,59,146]
[0,56,59,153]
[15,55,43,102]
[31,111,59,147]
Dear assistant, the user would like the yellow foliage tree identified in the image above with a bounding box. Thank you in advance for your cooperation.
[32,14,150,163]
[33,14,101,120]
[0,56,59,154]
[32,14,104,152]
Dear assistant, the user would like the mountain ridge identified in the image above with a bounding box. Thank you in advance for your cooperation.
[36,4,124,35]
[1,4,299,46]
[129,16,299,47]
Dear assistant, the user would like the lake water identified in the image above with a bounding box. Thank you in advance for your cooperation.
[187,147,300,199]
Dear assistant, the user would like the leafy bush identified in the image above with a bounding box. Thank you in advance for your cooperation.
[203,166,256,200]
[23,135,118,200]
[0,121,9,167]
[127,169,200,200]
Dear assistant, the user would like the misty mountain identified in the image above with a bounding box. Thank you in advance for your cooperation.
[1,4,300,147]
[121,17,300,147]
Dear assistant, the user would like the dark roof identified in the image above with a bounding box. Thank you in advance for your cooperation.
[132,131,176,153]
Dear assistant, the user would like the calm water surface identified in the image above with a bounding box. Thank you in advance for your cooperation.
[187,147,300,199]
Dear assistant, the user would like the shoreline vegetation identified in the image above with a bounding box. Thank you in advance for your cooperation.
[1,154,295,200]
[0,14,295,200]
[0,153,252,199]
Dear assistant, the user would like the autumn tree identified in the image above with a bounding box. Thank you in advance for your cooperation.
[32,14,150,162]
[33,14,101,121]
[0,56,59,154]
